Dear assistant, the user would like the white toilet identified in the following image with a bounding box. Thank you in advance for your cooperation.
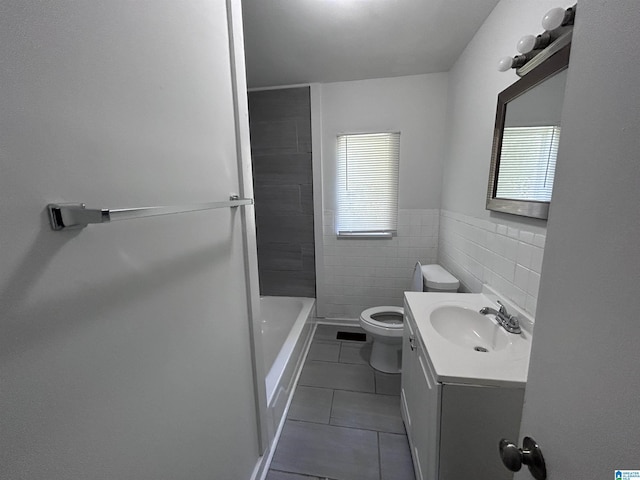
[359,263,460,373]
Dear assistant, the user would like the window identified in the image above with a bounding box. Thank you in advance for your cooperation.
[495,125,560,202]
[336,132,400,237]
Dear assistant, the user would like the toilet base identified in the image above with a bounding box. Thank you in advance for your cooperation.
[369,335,402,374]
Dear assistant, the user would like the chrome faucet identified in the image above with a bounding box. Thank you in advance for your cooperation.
[480,300,521,334]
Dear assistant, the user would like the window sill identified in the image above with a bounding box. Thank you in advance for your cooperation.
[337,231,396,239]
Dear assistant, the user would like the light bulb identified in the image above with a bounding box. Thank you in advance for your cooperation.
[497,56,514,72]
[517,35,537,54]
[542,7,566,30]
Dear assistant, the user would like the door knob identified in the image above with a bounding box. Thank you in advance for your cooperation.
[499,436,546,480]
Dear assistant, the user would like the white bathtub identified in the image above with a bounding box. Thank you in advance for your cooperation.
[260,296,315,435]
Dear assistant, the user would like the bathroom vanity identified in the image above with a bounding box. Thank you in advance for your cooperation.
[401,291,532,480]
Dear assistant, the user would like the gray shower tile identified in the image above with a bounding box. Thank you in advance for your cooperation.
[266,471,321,480]
[260,270,316,297]
[250,119,299,154]
[307,341,340,362]
[313,324,370,343]
[254,185,302,215]
[300,184,314,215]
[375,371,402,396]
[379,432,416,480]
[298,361,374,393]
[248,87,310,122]
[301,243,315,272]
[288,386,333,424]
[258,244,303,271]
[251,153,313,186]
[271,420,379,480]
[257,214,314,244]
[330,390,405,434]
[295,117,312,153]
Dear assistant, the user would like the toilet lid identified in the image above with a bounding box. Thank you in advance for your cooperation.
[361,306,404,329]
[421,264,460,290]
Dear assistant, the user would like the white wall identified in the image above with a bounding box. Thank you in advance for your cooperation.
[321,74,448,211]
[517,1,640,476]
[0,2,261,479]
[438,0,573,316]
[317,75,448,318]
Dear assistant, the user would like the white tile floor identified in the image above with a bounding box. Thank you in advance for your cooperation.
[266,324,415,480]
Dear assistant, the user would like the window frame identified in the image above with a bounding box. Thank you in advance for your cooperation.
[335,131,400,238]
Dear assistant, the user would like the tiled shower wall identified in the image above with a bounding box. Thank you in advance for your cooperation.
[438,210,545,316]
[318,209,440,319]
[248,87,316,297]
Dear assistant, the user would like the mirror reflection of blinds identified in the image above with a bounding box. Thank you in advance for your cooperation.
[496,126,560,202]
[336,132,400,236]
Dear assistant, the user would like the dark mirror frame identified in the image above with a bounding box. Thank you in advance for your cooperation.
[486,43,571,220]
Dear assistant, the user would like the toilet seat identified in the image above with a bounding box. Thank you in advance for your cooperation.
[360,306,405,338]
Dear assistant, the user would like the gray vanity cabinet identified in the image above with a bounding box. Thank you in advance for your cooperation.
[401,299,525,480]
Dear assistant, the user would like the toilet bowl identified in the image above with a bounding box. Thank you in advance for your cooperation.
[359,306,404,373]
[360,263,460,373]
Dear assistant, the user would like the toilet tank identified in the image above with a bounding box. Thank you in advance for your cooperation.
[422,264,460,292]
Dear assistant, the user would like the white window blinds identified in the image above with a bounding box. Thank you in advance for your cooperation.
[496,126,560,202]
[336,132,400,236]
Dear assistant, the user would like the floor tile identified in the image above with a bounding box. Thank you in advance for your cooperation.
[375,371,402,395]
[339,342,371,365]
[379,432,416,480]
[288,386,333,424]
[298,361,375,393]
[313,324,370,343]
[330,390,405,434]
[271,420,379,480]
[266,470,321,480]
[307,341,340,362]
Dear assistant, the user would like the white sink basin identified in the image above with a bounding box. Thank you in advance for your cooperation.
[429,305,512,352]
[404,290,533,387]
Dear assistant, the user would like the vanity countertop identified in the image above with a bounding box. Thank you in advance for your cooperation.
[404,290,533,388]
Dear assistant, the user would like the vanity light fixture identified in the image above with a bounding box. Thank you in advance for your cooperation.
[497,4,576,73]
[542,5,576,31]
[517,33,551,54]
[497,55,527,72]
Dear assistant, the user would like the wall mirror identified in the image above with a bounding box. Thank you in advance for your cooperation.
[487,43,570,219]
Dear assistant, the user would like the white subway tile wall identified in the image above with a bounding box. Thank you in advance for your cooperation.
[438,210,545,317]
[317,208,545,319]
[318,209,439,318]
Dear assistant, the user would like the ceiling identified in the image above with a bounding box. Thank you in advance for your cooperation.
[241,0,500,89]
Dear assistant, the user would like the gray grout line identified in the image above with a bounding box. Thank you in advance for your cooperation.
[286,418,408,437]
[306,356,376,366]
[295,382,400,397]
[322,386,400,397]
[329,388,335,424]
[328,419,408,436]
[373,368,378,392]
[377,431,383,480]
[269,467,336,480]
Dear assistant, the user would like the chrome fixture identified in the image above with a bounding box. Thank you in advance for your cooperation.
[499,437,547,480]
[479,300,521,334]
[47,195,253,231]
